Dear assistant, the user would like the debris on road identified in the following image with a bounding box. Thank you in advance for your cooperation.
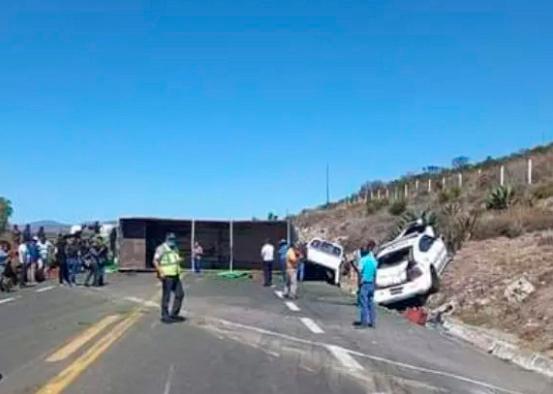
[504,276,535,303]
[403,307,428,326]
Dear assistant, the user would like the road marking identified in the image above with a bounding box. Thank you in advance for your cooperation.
[0,296,19,304]
[36,285,56,293]
[46,315,121,362]
[299,317,324,334]
[326,344,363,372]
[211,318,523,394]
[285,301,300,312]
[124,296,159,308]
[274,290,284,299]
[37,309,144,394]
[163,364,175,394]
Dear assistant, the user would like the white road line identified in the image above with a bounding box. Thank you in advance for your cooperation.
[211,318,523,394]
[285,301,300,312]
[163,364,175,394]
[274,290,284,299]
[36,285,55,293]
[300,317,324,334]
[0,297,16,305]
[326,344,363,372]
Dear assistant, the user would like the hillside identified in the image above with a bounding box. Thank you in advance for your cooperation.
[293,142,553,356]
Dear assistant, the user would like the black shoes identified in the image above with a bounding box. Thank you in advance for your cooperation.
[161,315,186,324]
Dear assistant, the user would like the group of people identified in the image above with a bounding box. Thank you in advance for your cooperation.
[0,224,109,292]
[260,238,378,329]
[260,239,306,299]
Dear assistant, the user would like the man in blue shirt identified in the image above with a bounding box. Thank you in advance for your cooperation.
[353,240,378,329]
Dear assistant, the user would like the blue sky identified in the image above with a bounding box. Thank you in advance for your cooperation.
[2,1,553,224]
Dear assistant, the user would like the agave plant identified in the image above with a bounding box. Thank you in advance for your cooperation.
[485,186,515,210]
[385,208,437,241]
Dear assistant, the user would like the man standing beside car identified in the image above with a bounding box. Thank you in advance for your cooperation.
[353,240,378,329]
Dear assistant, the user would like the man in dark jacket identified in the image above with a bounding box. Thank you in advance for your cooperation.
[55,234,70,285]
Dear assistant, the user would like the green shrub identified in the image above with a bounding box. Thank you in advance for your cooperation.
[485,186,515,210]
[365,198,389,215]
[438,187,462,204]
[533,183,553,200]
[388,199,407,216]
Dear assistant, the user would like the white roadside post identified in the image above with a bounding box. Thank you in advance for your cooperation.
[386,188,390,199]
[404,183,408,199]
[442,176,446,189]
[528,158,533,185]
[415,179,419,194]
[428,179,432,193]
[458,173,463,188]
[229,220,234,272]
[500,165,505,187]
[190,219,195,271]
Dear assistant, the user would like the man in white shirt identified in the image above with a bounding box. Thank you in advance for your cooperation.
[260,239,275,287]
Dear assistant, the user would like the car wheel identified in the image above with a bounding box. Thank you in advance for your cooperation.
[429,266,440,294]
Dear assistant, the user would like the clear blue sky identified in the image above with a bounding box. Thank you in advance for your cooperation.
[2,1,553,224]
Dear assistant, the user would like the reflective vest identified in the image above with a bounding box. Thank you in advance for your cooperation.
[159,245,182,276]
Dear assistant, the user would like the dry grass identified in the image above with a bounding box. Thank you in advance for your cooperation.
[473,207,553,240]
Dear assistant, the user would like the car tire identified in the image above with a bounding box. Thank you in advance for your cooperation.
[429,266,440,294]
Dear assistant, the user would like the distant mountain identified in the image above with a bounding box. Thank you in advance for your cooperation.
[18,220,71,234]
[29,220,69,228]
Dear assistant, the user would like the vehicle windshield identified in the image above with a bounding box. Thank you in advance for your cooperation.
[377,247,411,268]
[310,240,341,257]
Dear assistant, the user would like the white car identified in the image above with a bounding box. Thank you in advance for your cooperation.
[306,238,344,285]
[374,221,449,305]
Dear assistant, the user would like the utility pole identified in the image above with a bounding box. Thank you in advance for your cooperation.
[326,163,330,205]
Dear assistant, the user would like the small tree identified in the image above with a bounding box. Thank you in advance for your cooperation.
[0,197,13,233]
[267,212,279,221]
[423,166,442,174]
[452,156,470,169]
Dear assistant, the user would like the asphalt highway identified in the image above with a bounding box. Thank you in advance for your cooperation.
[0,272,551,393]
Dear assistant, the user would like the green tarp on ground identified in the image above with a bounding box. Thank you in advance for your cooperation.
[216,271,251,279]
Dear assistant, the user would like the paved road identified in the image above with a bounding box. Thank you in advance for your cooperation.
[0,272,551,393]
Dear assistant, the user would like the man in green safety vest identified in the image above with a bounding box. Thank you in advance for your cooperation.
[153,233,185,324]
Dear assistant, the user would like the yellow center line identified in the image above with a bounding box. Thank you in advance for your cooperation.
[36,292,160,394]
[46,315,121,362]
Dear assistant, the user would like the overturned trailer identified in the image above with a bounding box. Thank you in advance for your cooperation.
[117,217,290,271]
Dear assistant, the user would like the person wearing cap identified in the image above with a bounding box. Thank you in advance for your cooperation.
[153,233,185,324]
[352,240,378,329]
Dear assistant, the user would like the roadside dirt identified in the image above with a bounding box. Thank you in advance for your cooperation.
[427,230,553,356]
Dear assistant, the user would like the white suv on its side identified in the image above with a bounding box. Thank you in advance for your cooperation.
[374,221,449,305]
[306,238,344,285]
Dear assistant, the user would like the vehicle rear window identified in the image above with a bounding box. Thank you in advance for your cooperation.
[377,247,411,268]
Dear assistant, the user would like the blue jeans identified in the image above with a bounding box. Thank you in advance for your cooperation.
[358,282,375,327]
[67,258,79,285]
[278,258,286,282]
[297,261,305,282]
[193,258,202,273]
